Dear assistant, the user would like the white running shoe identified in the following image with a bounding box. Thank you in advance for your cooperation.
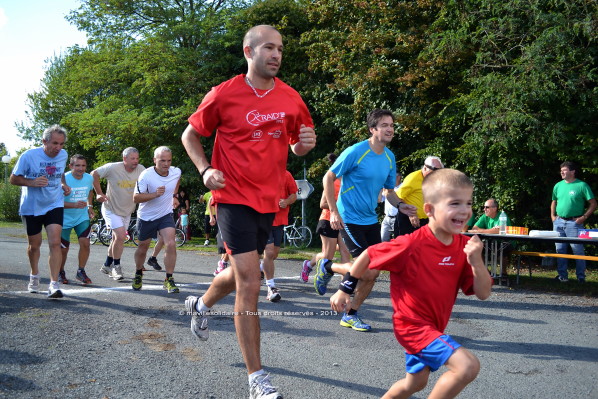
[185,296,209,341]
[267,286,281,302]
[28,275,40,293]
[47,282,63,299]
[213,260,228,276]
[100,265,111,274]
[204,239,210,246]
[111,265,123,280]
[249,373,282,399]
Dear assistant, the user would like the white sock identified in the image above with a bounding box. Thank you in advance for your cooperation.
[266,279,276,288]
[259,261,264,271]
[195,296,211,313]
[248,369,265,384]
[30,273,39,278]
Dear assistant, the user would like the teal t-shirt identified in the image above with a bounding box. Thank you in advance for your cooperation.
[63,172,94,228]
[552,179,595,218]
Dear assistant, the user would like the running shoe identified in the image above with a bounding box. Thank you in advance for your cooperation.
[163,277,180,294]
[185,296,209,341]
[267,286,281,302]
[111,265,124,280]
[554,275,569,283]
[213,260,228,276]
[132,274,143,290]
[47,282,64,299]
[340,313,371,332]
[204,239,210,246]
[28,275,40,293]
[76,269,92,284]
[249,373,282,399]
[146,257,162,271]
[300,260,312,283]
[58,270,69,284]
[313,258,334,296]
[100,265,111,274]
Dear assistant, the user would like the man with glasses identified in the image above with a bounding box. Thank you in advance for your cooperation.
[470,198,513,283]
[395,156,444,236]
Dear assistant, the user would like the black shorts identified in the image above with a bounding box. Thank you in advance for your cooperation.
[216,203,275,255]
[137,213,176,242]
[204,215,219,235]
[315,219,339,239]
[340,223,381,258]
[22,207,64,236]
[395,212,429,236]
[216,227,226,254]
[266,225,284,247]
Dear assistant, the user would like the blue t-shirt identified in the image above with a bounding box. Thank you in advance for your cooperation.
[12,147,68,216]
[331,140,396,225]
[63,172,94,228]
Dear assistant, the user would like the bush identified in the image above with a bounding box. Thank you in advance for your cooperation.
[0,182,21,221]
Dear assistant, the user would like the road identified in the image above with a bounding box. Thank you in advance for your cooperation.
[0,232,597,398]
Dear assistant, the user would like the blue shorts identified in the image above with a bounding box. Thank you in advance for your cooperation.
[61,220,92,246]
[137,214,176,241]
[405,335,462,374]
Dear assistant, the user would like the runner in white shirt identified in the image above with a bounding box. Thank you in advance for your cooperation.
[132,146,182,293]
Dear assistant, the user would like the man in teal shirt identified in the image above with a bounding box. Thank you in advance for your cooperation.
[551,161,596,283]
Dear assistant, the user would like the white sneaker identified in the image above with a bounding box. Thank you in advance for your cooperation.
[47,282,63,299]
[100,265,111,274]
[111,265,123,280]
[267,286,281,302]
[204,239,210,246]
[185,296,209,341]
[28,275,40,293]
[249,373,282,399]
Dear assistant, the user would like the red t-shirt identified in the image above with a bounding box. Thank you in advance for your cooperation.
[319,179,341,221]
[188,74,313,214]
[368,226,489,354]
[273,171,298,226]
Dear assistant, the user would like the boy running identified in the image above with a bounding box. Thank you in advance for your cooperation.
[331,168,492,399]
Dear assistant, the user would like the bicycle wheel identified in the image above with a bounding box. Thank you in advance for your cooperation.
[292,226,312,248]
[130,227,139,246]
[99,226,112,246]
[89,224,99,245]
[175,228,186,247]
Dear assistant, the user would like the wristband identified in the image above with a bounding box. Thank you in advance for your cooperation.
[200,165,213,177]
[338,272,358,295]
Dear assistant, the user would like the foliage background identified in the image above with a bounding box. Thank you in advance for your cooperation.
[3,0,596,235]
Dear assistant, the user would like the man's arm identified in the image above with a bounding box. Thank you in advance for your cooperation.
[10,174,48,187]
[576,198,597,225]
[134,186,165,204]
[463,235,492,300]
[323,170,343,230]
[385,189,416,217]
[181,124,225,190]
[279,192,297,209]
[290,124,317,156]
[90,169,108,203]
[550,200,557,222]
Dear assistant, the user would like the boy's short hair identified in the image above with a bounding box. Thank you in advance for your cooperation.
[422,169,473,204]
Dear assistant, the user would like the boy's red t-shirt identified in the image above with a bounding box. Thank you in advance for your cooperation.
[188,75,313,214]
[273,171,298,226]
[368,226,485,354]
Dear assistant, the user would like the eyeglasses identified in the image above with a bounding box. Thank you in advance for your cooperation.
[483,206,496,209]
[425,164,441,171]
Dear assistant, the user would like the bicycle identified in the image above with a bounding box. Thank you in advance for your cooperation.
[89,218,105,245]
[284,216,312,248]
[99,217,138,247]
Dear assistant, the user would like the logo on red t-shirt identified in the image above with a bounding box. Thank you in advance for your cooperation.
[246,110,286,126]
[438,256,455,266]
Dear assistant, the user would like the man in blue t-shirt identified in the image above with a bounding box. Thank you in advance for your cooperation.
[60,154,95,286]
[316,109,416,332]
[10,125,71,298]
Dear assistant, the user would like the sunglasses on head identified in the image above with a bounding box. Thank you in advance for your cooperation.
[425,164,441,171]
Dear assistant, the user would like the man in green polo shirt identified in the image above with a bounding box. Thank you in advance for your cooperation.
[551,161,596,283]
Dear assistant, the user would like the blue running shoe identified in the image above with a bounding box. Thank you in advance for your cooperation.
[314,258,334,295]
[340,313,371,332]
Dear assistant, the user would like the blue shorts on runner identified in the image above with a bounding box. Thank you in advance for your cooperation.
[405,334,462,374]
[61,220,92,247]
[137,213,176,242]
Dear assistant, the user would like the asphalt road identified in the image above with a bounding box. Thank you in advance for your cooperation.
[0,231,597,399]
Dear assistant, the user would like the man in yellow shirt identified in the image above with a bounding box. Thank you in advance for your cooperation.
[395,156,443,236]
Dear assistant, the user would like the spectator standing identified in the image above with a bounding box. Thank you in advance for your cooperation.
[181,25,316,398]
[395,156,444,236]
[330,169,492,399]
[59,154,95,285]
[91,148,145,280]
[551,161,596,283]
[201,191,216,245]
[10,125,71,298]
[131,146,181,293]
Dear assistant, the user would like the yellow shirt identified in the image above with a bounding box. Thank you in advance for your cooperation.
[396,170,427,219]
